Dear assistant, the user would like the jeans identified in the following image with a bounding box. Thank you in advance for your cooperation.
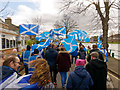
[60,72,67,87]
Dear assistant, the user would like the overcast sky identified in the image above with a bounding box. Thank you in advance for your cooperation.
[0,0,119,37]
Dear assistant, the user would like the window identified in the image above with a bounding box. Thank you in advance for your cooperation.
[13,40,15,47]
[10,40,12,48]
[2,38,5,49]
[6,39,9,48]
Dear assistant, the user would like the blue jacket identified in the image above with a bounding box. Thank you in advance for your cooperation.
[66,66,93,90]
[71,48,78,56]
[45,48,58,66]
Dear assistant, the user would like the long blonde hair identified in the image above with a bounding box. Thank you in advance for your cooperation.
[28,59,51,87]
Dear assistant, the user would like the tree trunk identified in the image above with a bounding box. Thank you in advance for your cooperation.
[102,20,108,51]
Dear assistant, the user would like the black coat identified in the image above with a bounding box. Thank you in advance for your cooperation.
[87,49,104,62]
[85,59,107,90]
[45,48,58,66]
[78,49,86,59]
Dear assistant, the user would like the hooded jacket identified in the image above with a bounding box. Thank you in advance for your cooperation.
[45,48,58,66]
[56,51,71,72]
[85,59,107,90]
[66,66,93,90]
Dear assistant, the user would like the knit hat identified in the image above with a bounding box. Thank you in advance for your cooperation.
[75,59,86,66]
[34,49,39,54]
[13,48,17,52]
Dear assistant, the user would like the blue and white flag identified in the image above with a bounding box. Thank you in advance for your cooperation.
[61,36,78,53]
[67,32,77,37]
[100,49,108,62]
[38,49,44,58]
[74,30,83,41]
[31,38,50,51]
[0,72,18,89]
[49,29,54,36]
[36,36,44,41]
[82,31,90,42]
[19,24,39,35]
[54,27,65,36]
[97,35,103,49]
[4,74,39,89]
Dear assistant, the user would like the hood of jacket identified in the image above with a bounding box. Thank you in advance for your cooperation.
[48,48,56,52]
[74,66,87,78]
[90,59,107,69]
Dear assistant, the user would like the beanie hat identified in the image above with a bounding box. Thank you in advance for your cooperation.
[34,49,39,54]
[27,45,31,50]
[75,59,86,66]
[13,49,17,52]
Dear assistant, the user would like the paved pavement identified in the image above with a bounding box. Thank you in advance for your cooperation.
[56,63,76,88]
[107,56,120,89]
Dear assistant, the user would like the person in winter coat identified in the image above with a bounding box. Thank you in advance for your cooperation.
[85,52,107,90]
[87,44,104,62]
[71,47,78,64]
[45,44,58,84]
[78,46,86,60]
[66,59,93,90]
[0,55,21,89]
[56,46,71,88]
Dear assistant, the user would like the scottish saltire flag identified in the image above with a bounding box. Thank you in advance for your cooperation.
[54,27,65,36]
[38,49,44,58]
[0,72,18,89]
[19,24,39,35]
[100,49,108,62]
[36,36,44,41]
[74,30,83,41]
[36,32,52,41]
[81,31,90,42]
[31,38,50,51]
[67,32,76,36]
[97,35,103,49]
[4,74,39,89]
[61,36,78,53]
[49,29,54,36]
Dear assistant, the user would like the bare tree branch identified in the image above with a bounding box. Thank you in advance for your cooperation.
[0,2,9,13]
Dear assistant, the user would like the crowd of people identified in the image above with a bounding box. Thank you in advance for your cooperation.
[0,42,108,90]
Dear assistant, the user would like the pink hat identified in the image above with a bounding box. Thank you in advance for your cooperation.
[13,49,17,52]
[75,59,86,66]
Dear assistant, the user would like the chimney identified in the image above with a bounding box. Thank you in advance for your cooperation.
[5,17,12,24]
